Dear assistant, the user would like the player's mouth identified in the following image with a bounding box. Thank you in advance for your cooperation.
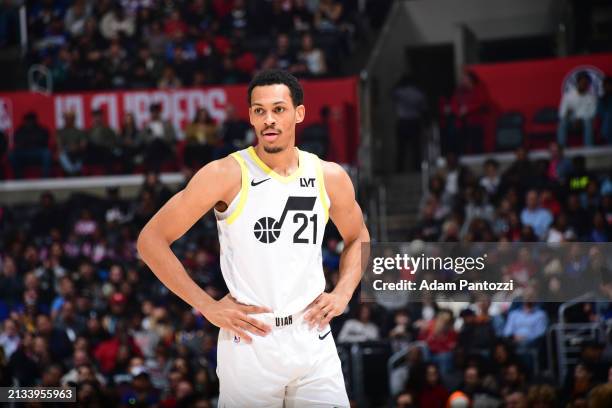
[262,129,280,142]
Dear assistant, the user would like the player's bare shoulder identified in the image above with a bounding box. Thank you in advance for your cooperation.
[321,160,355,200]
[184,155,242,211]
[320,160,357,217]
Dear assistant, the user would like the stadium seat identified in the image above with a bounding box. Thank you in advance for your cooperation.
[495,111,525,151]
[526,106,558,149]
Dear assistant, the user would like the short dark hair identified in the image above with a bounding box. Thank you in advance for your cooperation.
[576,71,591,84]
[247,69,304,107]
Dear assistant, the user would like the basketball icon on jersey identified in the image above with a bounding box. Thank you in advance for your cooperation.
[253,217,282,243]
[253,196,317,244]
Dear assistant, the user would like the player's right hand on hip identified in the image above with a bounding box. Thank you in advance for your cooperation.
[202,294,272,343]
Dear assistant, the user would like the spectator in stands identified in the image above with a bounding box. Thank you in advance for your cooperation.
[141,103,177,170]
[388,309,414,352]
[298,105,330,158]
[414,196,443,241]
[315,0,343,32]
[563,362,596,404]
[567,155,593,195]
[9,112,52,179]
[461,186,495,237]
[0,318,19,359]
[557,71,597,147]
[526,384,557,408]
[120,366,160,406]
[144,20,168,58]
[100,4,135,41]
[139,170,173,209]
[457,307,496,354]
[458,365,489,403]
[547,142,573,184]
[337,304,379,343]
[392,73,428,172]
[503,292,547,350]
[220,0,249,36]
[479,158,501,201]
[56,110,86,176]
[0,256,24,308]
[8,332,40,386]
[217,104,253,156]
[598,76,612,145]
[118,112,142,171]
[504,389,527,408]
[157,65,183,89]
[105,40,130,89]
[588,384,612,408]
[520,190,553,240]
[262,33,298,72]
[35,313,73,365]
[93,320,142,375]
[135,44,163,84]
[295,32,327,77]
[565,193,591,239]
[589,212,609,242]
[293,0,314,32]
[540,187,562,218]
[63,0,91,37]
[184,107,218,168]
[501,147,532,195]
[547,212,576,243]
[446,69,490,154]
[87,108,120,171]
[418,309,457,376]
[417,363,449,408]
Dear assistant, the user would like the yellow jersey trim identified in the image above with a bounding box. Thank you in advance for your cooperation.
[226,152,249,225]
[247,146,304,183]
[314,155,330,222]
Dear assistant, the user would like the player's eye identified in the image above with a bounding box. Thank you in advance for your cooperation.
[274,107,285,113]
[254,108,264,115]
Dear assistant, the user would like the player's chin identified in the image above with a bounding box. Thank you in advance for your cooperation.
[262,143,285,154]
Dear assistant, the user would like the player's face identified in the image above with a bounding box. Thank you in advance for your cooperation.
[249,84,305,154]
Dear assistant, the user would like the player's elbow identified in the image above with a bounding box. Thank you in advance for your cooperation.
[136,224,157,260]
[360,222,370,243]
[136,227,150,259]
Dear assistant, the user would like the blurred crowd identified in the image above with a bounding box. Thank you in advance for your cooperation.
[17,0,380,91]
[412,143,611,244]
[439,71,612,154]
[1,172,225,406]
[0,101,331,179]
[1,145,611,407]
[357,142,612,407]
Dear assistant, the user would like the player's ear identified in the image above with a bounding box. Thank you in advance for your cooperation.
[295,104,305,124]
[247,106,255,126]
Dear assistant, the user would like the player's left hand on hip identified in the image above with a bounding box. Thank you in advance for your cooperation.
[304,292,348,330]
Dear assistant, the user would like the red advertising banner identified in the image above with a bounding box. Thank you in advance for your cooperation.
[0,77,359,164]
[468,53,612,150]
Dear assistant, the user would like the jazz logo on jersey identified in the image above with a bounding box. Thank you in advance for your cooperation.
[300,177,315,187]
[253,196,317,244]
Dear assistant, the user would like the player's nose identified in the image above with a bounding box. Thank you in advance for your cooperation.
[264,112,276,126]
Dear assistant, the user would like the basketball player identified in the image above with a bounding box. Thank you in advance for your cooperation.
[137,69,370,407]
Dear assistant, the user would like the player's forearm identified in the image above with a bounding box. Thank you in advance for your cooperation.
[332,225,370,301]
[137,228,215,313]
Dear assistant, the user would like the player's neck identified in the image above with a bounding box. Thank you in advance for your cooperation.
[254,144,300,176]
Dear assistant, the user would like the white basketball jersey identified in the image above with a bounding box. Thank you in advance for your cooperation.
[214,146,330,315]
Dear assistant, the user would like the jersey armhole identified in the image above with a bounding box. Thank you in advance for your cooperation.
[314,156,330,222]
[215,152,249,225]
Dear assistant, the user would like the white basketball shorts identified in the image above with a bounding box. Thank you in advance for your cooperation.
[216,309,350,407]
